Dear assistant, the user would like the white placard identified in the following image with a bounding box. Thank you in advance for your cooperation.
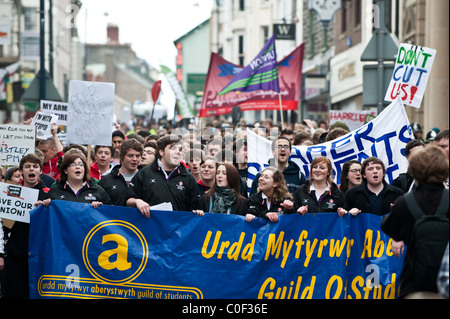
[0,182,39,223]
[40,100,70,126]
[0,124,35,166]
[31,112,59,139]
[384,44,436,108]
[329,110,377,132]
[67,80,115,146]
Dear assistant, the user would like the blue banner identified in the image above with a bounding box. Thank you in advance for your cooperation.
[28,201,404,299]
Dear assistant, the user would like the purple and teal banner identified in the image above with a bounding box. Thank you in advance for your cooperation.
[218,35,280,96]
[29,201,404,299]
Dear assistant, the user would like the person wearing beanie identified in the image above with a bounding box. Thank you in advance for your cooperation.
[4,166,22,184]
[329,121,350,132]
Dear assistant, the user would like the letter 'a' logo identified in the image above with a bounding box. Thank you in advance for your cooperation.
[82,220,148,284]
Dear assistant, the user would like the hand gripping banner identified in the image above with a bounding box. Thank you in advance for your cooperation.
[29,201,404,299]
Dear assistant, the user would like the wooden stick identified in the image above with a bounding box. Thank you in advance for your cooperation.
[87,144,91,167]
[278,93,285,130]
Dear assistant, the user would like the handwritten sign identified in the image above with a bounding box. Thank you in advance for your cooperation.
[0,124,35,166]
[384,44,436,108]
[0,182,39,223]
[67,80,115,146]
[40,100,70,126]
[31,112,59,139]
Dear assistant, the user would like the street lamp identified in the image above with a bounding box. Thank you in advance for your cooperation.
[308,0,342,50]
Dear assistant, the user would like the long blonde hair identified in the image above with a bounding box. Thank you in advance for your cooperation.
[258,166,293,203]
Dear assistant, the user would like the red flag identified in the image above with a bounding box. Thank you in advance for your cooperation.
[200,43,304,117]
[151,80,162,103]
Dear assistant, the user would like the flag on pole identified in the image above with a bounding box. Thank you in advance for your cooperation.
[218,35,279,95]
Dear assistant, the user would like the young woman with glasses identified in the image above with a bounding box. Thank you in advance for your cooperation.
[339,160,362,193]
[40,154,112,207]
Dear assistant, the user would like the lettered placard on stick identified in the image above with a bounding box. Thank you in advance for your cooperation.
[40,100,70,126]
[31,112,58,139]
[67,80,115,146]
[384,44,436,108]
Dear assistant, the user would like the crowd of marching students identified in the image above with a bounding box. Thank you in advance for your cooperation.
[0,117,448,299]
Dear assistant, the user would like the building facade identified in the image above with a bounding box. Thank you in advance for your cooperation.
[210,0,303,124]
[206,0,448,132]
[0,0,84,123]
[174,18,210,116]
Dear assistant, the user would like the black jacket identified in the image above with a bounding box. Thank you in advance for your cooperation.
[250,160,306,195]
[125,160,198,212]
[197,193,248,216]
[98,165,137,206]
[392,172,415,193]
[293,182,345,214]
[344,181,403,215]
[248,192,295,219]
[6,180,51,258]
[381,183,448,298]
[49,179,112,205]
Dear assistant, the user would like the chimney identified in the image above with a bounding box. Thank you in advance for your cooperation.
[107,24,119,44]
[105,51,115,83]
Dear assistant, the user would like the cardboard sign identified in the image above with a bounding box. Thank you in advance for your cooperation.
[40,100,70,126]
[0,182,39,223]
[0,124,35,166]
[67,80,115,146]
[31,112,59,139]
[384,44,436,108]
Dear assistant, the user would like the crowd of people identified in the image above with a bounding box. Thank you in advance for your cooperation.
[0,116,448,299]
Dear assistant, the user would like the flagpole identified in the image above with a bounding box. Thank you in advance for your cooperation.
[278,93,285,130]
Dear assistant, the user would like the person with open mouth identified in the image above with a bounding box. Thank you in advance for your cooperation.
[3,153,51,299]
[246,166,295,223]
[39,154,112,208]
[339,160,363,194]
[339,157,403,217]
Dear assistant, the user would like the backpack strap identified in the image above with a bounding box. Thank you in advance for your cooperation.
[404,188,449,220]
[404,192,424,220]
[434,189,449,217]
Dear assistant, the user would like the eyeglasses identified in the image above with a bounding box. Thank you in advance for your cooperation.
[349,169,361,174]
[69,163,84,168]
[144,150,155,155]
[277,145,290,150]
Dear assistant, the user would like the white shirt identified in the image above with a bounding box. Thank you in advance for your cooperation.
[309,182,331,201]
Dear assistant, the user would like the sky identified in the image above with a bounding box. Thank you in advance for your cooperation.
[77,0,212,69]
[75,0,213,116]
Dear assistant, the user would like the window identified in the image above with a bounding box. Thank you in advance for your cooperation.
[239,0,245,11]
[262,26,269,43]
[341,2,347,33]
[23,7,38,31]
[238,35,244,66]
[354,0,361,26]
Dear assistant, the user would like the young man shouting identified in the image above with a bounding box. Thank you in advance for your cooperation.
[339,157,403,216]
[126,135,198,218]
[3,154,51,299]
